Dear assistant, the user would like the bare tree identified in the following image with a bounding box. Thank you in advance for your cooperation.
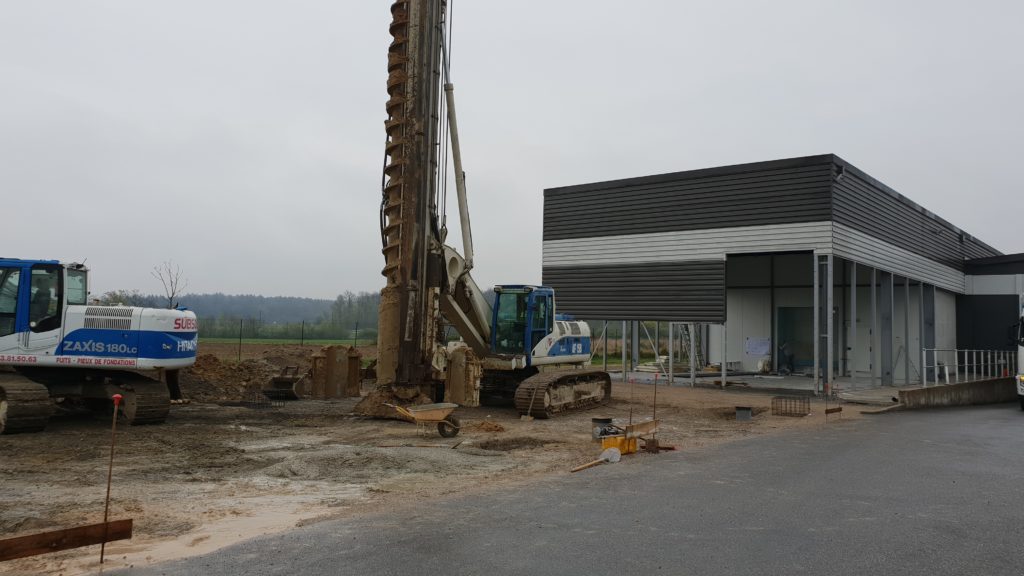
[152,260,189,309]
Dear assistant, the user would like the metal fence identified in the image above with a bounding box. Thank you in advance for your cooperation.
[921,348,1019,387]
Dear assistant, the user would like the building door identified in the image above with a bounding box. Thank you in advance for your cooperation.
[777,307,813,374]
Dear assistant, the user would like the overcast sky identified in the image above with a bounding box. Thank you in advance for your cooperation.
[2,1,1022,299]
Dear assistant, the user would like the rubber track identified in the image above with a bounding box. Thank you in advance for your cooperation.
[513,369,612,419]
[114,376,171,425]
[0,373,54,434]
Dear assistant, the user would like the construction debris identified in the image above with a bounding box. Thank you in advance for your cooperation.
[352,386,432,420]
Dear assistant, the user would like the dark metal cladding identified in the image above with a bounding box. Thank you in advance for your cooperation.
[543,260,726,323]
[543,155,835,242]
[956,294,1021,351]
[964,253,1024,276]
[830,156,1001,272]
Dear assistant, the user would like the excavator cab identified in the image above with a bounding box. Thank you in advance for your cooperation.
[0,259,82,355]
[491,285,553,356]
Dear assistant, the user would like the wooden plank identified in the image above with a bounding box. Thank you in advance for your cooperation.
[0,519,132,562]
[825,406,843,415]
[624,419,659,439]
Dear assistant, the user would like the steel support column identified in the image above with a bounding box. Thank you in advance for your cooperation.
[721,323,727,389]
[655,322,660,361]
[813,254,820,390]
[871,268,877,386]
[631,321,640,371]
[850,262,857,384]
[689,323,697,387]
[880,271,894,386]
[668,322,674,386]
[904,277,910,386]
[922,284,936,381]
[602,320,608,372]
[826,255,834,393]
[919,283,925,385]
[621,320,627,384]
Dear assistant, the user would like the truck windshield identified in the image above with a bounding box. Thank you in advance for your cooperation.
[493,291,528,354]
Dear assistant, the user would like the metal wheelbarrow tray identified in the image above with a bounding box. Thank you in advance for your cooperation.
[385,402,462,438]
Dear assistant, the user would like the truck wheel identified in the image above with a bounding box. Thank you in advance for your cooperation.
[1019,399,1024,411]
[438,416,460,438]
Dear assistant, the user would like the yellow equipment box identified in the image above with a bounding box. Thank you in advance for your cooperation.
[601,436,638,454]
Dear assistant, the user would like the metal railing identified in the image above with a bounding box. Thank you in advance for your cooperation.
[920,348,1019,387]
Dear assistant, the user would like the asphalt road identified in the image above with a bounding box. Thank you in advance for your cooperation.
[116,404,1024,576]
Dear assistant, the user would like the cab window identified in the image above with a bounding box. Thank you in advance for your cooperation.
[66,269,87,305]
[530,294,552,350]
[0,267,20,337]
[29,267,62,333]
[494,291,528,354]
[532,297,548,331]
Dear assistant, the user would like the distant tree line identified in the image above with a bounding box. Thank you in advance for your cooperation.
[96,290,381,341]
[94,287,506,343]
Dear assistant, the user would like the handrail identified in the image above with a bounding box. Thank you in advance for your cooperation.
[920,348,1018,387]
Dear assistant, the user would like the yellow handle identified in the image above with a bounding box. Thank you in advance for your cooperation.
[570,459,605,473]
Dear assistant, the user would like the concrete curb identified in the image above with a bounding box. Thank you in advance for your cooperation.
[859,403,905,415]
[898,378,1015,409]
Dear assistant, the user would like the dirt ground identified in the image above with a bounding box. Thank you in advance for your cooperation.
[0,344,860,575]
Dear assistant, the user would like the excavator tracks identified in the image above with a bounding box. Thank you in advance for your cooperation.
[513,369,612,419]
[109,375,171,426]
[0,373,54,434]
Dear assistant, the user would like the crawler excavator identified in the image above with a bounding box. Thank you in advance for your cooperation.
[362,0,610,418]
[0,259,197,433]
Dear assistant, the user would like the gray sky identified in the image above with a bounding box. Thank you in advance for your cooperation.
[2,1,1022,299]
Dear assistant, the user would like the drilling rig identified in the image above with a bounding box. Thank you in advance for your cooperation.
[361,0,610,418]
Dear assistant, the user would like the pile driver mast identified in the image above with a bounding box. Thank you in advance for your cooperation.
[368,1,610,416]
[377,0,488,398]
[377,0,446,393]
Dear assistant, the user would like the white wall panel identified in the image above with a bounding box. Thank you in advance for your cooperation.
[543,222,832,267]
[832,223,966,293]
[966,274,1019,295]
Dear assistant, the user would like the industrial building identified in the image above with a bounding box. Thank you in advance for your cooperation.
[542,154,1023,390]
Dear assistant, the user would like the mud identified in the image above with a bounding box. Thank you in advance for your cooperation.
[0,344,861,576]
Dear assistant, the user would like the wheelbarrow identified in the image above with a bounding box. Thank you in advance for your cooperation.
[385,402,461,438]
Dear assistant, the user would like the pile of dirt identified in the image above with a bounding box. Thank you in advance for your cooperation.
[179,354,280,403]
[464,421,506,433]
[352,386,432,419]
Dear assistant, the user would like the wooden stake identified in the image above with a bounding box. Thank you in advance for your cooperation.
[101,393,122,564]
